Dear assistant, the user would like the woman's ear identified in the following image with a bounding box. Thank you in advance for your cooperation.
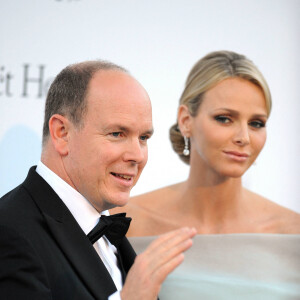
[48,114,70,156]
[178,105,192,137]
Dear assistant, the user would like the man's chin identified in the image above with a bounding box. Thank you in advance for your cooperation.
[104,193,130,210]
[114,197,130,208]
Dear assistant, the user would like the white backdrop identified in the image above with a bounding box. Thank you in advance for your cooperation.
[0,0,299,212]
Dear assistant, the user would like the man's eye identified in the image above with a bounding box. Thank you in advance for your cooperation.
[111,132,122,137]
[249,121,265,128]
[214,116,231,123]
[140,135,149,141]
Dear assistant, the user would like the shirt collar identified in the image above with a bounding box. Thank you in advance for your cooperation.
[36,161,109,235]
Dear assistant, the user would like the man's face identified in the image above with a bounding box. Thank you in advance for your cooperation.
[63,70,153,212]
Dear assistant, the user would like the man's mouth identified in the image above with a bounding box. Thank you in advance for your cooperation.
[111,172,133,181]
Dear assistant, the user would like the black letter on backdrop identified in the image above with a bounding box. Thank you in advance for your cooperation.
[6,72,14,96]
[22,64,45,98]
[0,66,4,96]
[0,66,14,97]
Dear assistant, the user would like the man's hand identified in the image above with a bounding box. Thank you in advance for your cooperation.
[121,227,197,300]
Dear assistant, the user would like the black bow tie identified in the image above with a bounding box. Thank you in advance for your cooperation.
[87,213,132,248]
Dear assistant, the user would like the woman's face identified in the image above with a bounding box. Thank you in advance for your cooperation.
[186,77,268,178]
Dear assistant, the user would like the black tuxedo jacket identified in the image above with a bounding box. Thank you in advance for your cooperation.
[0,167,136,300]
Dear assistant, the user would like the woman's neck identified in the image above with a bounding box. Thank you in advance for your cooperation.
[176,167,248,233]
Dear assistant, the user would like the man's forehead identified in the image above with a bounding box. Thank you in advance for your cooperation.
[89,69,137,91]
[93,68,127,78]
[87,69,151,109]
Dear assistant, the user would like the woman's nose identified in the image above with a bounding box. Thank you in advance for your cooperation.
[232,124,250,146]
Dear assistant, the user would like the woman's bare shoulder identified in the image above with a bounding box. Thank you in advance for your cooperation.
[130,183,182,210]
[245,189,300,234]
[269,203,300,234]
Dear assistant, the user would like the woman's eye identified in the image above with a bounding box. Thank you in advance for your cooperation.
[215,116,231,123]
[249,121,265,128]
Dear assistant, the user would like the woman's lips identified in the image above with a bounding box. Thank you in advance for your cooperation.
[223,151,249,162]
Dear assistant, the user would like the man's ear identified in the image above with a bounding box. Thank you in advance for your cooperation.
[48,114,70,156]
[178,105,192,137]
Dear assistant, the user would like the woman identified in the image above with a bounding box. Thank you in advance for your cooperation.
[111,51,300,299]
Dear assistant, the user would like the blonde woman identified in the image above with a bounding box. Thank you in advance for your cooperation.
[111,51,300,299]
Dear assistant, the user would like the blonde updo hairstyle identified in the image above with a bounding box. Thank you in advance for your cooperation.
[169,50,272,164]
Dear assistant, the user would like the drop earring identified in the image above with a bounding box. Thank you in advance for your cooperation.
[183,136,190,156]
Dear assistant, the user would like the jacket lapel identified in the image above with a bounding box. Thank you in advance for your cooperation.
[23,167,117,300]
[115,239,136,283]
[118,238,137,275]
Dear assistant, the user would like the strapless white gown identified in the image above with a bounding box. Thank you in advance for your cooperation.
[129,234,300,300]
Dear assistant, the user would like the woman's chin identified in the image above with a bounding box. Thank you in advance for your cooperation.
[217,166,249,179]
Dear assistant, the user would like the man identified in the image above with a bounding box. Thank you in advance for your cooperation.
[0,61,196,300]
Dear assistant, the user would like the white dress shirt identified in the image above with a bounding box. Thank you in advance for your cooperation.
[36,161,122,300]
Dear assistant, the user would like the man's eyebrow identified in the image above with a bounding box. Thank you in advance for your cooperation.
[103,125,154,135]
[103,125,129,131]
[143,128,154,136]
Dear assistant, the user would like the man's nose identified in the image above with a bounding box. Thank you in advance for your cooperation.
[232,123,250,146]
[123,139,145,164]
